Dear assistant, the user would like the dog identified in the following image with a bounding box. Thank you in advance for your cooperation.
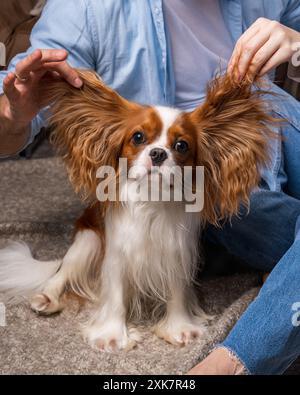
[0,70,274,352]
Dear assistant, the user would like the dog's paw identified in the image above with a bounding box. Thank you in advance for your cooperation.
[154,316,205,346]
[30,293,64,315]
[83,322,141,352]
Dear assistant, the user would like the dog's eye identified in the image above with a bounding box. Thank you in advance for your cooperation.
[174,140,189,154]
[132,131,146,145]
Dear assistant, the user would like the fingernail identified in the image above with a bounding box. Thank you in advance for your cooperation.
[74,78,83,88]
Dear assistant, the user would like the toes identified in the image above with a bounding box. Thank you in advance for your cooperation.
[155,322,204,346]
[180,329,201,345]
[169,332,192,346]
[128,326,143,343]
[93,336,137,352]
[107,338,120,353]
[123,337,138,352]
[85,324,140,352]
[31,293,51,312]
[191,329,201,338]
[179,332,189,345]
[95,339,105,351]
[30,293,63,315]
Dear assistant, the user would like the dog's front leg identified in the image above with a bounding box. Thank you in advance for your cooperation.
[83,252,140,352]
[154,284,206,346]
[30,229,102,314]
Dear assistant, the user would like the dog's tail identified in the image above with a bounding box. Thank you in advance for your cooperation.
[0,241,61,303]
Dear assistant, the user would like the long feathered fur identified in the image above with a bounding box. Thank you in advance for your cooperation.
[0,241,61,303]
[45,70,277,224]
[45,70,142,201]
[190,74,278,224]
[0,70,277,331]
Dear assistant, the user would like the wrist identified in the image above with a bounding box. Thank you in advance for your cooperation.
[0,94,12,120]
[0,94,30,132]
[0,101,30,156]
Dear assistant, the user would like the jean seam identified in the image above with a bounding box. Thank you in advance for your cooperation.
[273,109,300,132]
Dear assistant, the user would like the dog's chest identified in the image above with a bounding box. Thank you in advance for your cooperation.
[107,203,199,266]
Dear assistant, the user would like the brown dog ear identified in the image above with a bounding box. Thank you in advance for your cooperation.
[188,74,277,225]
[45,69,143,200]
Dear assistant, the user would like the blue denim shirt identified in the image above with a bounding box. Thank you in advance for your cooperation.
[0,0,300,150]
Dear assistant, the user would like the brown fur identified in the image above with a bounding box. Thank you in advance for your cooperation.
[45,69,277,225]
[188,74,278,224]
[45,70,144,200]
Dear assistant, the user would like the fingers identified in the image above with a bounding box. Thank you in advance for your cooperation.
[231,31,271,78]
[14,48,82,88]
[227,18,290,80]
[15,49,67,79]
[41,60,83,87]
[228,27,259,67]
[15,49,43,79]
[228,19,266,72]
[258,47,291,76]
[35,48,68,63]
[247,35,282,76]
[3,72,18,100]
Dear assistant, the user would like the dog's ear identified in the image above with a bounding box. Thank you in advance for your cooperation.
[188,74,276,225]
[45,70,143,199]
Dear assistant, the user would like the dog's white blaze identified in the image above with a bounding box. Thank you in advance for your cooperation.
[132,106,182,180]
[153,106,182,147]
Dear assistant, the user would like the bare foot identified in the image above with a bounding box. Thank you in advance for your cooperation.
[187,347,247,375]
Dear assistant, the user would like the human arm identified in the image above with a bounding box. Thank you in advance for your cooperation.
[0,0,96,156]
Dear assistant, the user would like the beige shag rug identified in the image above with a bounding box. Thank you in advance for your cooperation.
[0,156,298,374]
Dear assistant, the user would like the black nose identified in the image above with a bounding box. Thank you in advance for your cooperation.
[149,148,168,165]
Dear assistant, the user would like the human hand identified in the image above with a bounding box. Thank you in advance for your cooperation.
[228,18,300,80]
[1,49,83,128]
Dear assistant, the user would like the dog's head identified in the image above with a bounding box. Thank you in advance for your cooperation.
[46,70,274,224]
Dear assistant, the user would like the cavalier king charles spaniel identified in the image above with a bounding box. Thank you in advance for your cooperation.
[0,70,274,351]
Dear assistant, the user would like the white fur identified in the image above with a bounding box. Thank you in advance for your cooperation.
[0,106,207,351]
[0,230,102,310]
[30,229,102,314]
[154,106,182,147]
[0,241,61,303]
[132,106,181,177]
[83,199,205,351]
[82,106,207,351]
[129,106,184,203]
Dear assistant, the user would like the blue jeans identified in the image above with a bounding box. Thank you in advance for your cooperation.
[205,98,300,374]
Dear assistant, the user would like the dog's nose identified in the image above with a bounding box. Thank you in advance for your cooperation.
[149,148,168,166]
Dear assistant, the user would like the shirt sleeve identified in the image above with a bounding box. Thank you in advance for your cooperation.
[0,0,97,151]
[280,0,300,31]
